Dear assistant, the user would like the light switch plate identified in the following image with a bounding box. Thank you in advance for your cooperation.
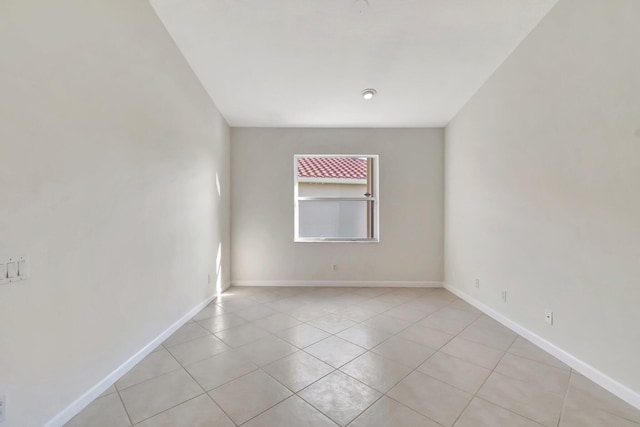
[0,256,28,285]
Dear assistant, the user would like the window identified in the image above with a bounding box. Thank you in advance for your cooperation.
[294,154,379,242]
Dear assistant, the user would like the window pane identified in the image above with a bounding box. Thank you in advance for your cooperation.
[298,200,371,239]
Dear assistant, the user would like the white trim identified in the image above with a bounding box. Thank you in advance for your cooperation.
[44,288,225,427]
[443,283,640,410]
[231,280,443,288]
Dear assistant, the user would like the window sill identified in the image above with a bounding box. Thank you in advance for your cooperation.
[294,238,379,243]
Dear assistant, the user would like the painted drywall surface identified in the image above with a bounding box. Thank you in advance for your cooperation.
[231,128,443,283]
[445,0,640,394]
[0,1,230,425]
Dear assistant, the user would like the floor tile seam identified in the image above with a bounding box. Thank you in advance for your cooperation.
[194,319,243,336]
[471,345,562,426]
[455,331,517,353]
[378,394,446,427]
[114,385,136,427]
[163,329,215,349]
[214,370,295,426]
[487,366,570,399]
[439,335,507,368]
[556,371,572,427]
[469,396,548,427]
[165,341,234,367]
[129,392,210,426]
[448,343,512,427]
[505,348,571,373]
[295,379,386,427]
[165,345,209,395]
[337,357,415,395]
[162,344,247,426]
[259,361,336,395]
[114,364,185,393]
[500,351,572,376]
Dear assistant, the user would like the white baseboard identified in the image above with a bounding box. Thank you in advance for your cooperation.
[231,280,443,288]
[443,283,640,410]
[45,290,223,427]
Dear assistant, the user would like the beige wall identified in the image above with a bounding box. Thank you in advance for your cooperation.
[231,128,444,284]
[0,1,230,425]
[445,0,640,396]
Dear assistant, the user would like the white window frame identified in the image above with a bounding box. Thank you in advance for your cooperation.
[294,154,380,243]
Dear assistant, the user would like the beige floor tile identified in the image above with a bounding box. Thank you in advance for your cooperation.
[454,398,544,427]
[135,394,234,427]
[162,323,211,348]
[440,336,505,369]
[363,313,412,335]
[263,351,334,392]
[253,312,301,333]
[494,353,570,396]
[336,324,391,349]
[447,298,482,314]
[459,319,517,351]
[349,287,394,298]
[276,323,331,348]
[331,306,375,322]
[67,287,640,427]
[214,323,270,348]
[299,371,382,426]
[349,396,441,427]
[166,334,230,366]
[507,337,569,371]
[236,335,299,366]
[97,384,116,398]
[388,371,472,427]
[418,351,491,394]
[209,370,292,425]
[234,304,277,321]
[385,302,436,323]
[116,349,181,390]
[185,349,257,391]
[242,395,338,427]
[419,306,481,335]
[214,297,259,312]
[267,297,302,312]
[308,313,358,334]
[559,373,640,426]
[285,304,332,322]
[65,393,130,427]
[398,324,454,349]
[477,371,564,427]
[371,335,435,369]
[340,352,412,393]
[196,313,247,334]
[191,303,226,322]
[119,369,202,424]
[305,336,366,368]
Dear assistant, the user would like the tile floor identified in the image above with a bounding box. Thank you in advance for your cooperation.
[66,286,640,427]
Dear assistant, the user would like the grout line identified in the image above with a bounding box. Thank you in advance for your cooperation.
[114,387,135,427]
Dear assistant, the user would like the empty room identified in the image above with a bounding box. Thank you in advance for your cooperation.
[1,0,639,426]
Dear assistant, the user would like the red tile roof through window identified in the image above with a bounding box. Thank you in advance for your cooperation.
[297,157,367,180]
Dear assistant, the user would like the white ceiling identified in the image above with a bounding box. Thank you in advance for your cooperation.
[150,0,558,127]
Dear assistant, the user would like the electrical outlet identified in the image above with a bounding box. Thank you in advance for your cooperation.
[475,278,480,288]
[208,274,211,284]
[545,310,554,325]
[501,290,507,302]
[332,264,338,271]
[0,395,6,422]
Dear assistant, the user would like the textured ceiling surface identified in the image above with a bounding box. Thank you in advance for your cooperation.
[151,0,559,127]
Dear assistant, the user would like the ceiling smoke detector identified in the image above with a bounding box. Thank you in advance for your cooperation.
[361,89,377,100]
